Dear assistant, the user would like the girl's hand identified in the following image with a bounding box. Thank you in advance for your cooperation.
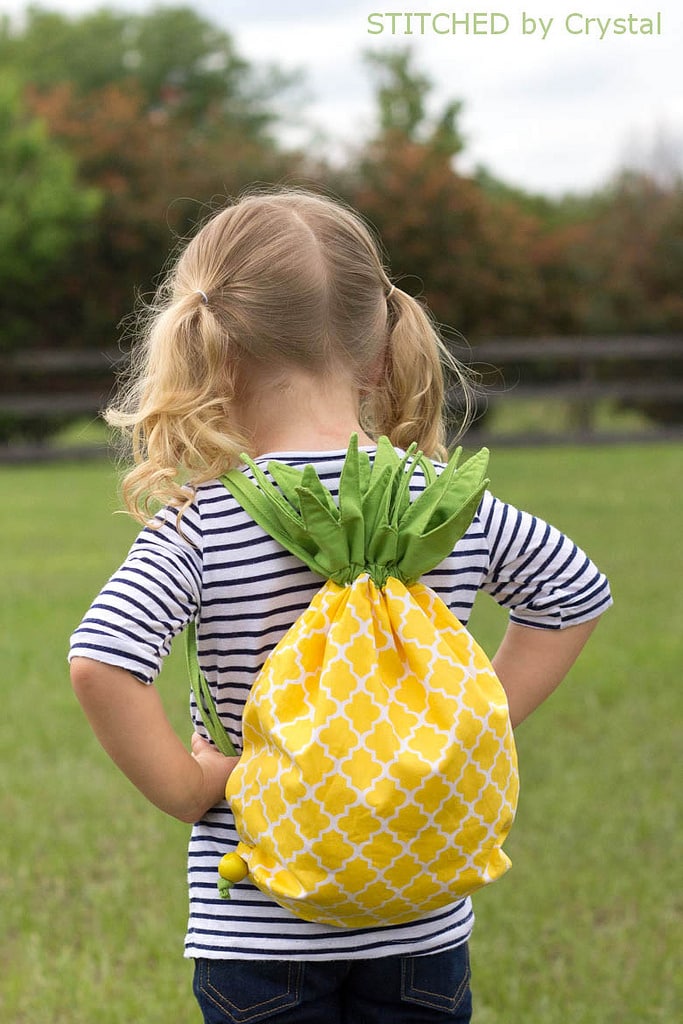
[190,732,240,819]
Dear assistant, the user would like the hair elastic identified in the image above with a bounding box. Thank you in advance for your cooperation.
[196,290,209,305]
[387,284,396,299]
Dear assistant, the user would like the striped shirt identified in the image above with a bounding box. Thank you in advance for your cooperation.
[69,446,612,961]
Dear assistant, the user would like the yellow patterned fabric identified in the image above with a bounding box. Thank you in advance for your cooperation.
[197,437,519,927]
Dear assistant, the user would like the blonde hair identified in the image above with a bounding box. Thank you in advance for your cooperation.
[107,187,475,522]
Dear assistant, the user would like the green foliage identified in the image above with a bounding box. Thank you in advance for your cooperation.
[363,47,465,158]
[474,166,593,228]
[0,7,132,95]
[341,51,683,347]
[0,4,299,137]
[340,140,551,337]
[0,5,305,444]
[1,444,680,1022]
[0,7,302,362]
[576,171,683,334]
[336,52,581,337]
[0,75,100,344]
[0,14,680,440]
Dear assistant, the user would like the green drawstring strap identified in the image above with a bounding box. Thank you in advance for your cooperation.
[186,619,237,757]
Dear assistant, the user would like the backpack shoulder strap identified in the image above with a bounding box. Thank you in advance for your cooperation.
[186,618,237,756]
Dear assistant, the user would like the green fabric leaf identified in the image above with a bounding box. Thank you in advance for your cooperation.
[265,462,306,513]
[338,433,365,567]
[220,435,491,587]
[301,463,340,518]
[296,487,349,578]
[389,443,421,529]
[398,486,488,583]
[399,448,488,536]
[363,463,394,543]
[223,462,324,574]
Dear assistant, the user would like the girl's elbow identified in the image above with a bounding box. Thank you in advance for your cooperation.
[70,656,97,697]
[70,656,128,701]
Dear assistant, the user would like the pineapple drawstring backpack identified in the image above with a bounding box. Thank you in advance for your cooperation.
[187,435,519,929]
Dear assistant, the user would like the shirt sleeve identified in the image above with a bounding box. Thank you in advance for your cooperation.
[477,490,612,629]
[68,503,203,683]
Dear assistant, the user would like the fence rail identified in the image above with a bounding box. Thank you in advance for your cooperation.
[461,334,683,444]
[468,335,683,360]
[2,336,682,460]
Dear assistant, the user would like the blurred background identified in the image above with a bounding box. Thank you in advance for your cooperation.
[0,0,682,452]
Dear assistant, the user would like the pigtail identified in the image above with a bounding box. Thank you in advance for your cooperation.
[364,288,475,460]
[106,290,249,522]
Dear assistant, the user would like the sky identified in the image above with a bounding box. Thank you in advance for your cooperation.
[3,0,682,196]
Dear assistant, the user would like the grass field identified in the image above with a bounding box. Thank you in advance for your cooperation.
[1,444,681,1023]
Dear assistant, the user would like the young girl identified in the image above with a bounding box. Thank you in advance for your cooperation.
[69,188,611,1023]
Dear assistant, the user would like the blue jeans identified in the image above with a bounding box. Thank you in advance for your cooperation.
[193,944,472,1023]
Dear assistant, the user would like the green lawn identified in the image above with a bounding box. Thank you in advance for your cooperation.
[1,445,680,1023]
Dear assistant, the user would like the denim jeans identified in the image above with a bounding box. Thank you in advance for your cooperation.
[193,944,472,1023]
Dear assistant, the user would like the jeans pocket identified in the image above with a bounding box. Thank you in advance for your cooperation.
[401,945,472,1015]
[194,959,304,1024]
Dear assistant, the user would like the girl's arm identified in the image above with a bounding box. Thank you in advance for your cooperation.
[70,657,238,823]
[492,617,601,728]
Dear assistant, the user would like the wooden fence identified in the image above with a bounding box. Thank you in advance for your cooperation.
[459,334,683,445]
[1,336,682,461]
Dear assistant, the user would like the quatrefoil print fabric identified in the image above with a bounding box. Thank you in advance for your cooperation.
[227,573,518,927]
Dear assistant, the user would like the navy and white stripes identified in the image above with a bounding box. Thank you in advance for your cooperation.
[69,446,612,961]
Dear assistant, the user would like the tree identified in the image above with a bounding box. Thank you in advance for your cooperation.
[0,6,305,443]
[0,75,100,349]
[1,5,304,351]
[347,139,549,339]
[0,4,300,140]
[338,51,562,340]
[363,48,466,159]
[575,171,683,334]
[26,79,299,350]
